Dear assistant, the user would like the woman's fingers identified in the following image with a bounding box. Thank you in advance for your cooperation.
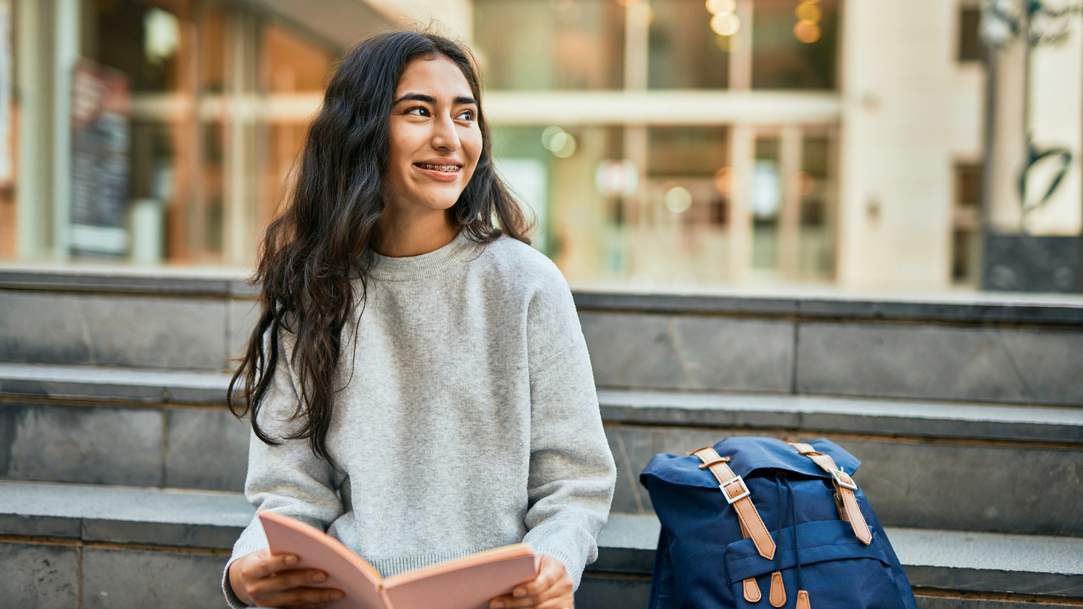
[231,549,342,608]
[244,549,300,579]
[490,555,573,609]
[249,568,330,596]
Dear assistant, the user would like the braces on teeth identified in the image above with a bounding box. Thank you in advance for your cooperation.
[417,163,460,171]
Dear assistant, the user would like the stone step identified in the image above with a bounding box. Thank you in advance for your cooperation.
[0,363,234,404]
[2,482,1080,609]
[599,389,1083,444]
[6,364,1082,442]
[0,365,248,492]
[3,364,1082,537]
[4,268,1083,405]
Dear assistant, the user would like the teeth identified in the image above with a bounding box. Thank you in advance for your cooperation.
[418,163,460,172]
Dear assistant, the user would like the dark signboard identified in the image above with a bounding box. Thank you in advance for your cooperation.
[70,60,131,257]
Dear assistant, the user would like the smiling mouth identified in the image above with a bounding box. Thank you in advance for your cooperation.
[414,163,462,172]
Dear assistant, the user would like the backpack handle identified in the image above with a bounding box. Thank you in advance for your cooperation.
[788,443,873,545]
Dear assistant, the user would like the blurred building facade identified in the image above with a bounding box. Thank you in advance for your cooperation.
[0,0,1080,291]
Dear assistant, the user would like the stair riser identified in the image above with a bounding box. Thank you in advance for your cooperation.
[5,287,1083,406]
[0,289,255,372]
[0,402,248,491]
[0,542,230,609]
[581,312,1083,406]
[606,425,1083,537]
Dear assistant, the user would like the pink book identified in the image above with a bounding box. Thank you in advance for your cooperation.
[258,511,538,609]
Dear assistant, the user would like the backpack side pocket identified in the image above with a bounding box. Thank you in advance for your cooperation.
[725,520,907,609]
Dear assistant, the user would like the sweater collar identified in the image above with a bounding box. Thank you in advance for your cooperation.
[367,229,481,281]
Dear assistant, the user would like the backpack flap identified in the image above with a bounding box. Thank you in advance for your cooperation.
[640,437,860,489]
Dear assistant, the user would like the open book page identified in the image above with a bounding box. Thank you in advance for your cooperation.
[382,547,537,609]
[259,512,387,609]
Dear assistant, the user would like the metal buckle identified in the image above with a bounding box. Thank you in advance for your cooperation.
[720,476,750,504]
[831,468,858,491]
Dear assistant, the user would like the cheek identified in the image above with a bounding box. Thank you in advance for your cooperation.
[463,131,483,170]
[387,123,418,168]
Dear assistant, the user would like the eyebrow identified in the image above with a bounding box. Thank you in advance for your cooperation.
[393,93,478,106]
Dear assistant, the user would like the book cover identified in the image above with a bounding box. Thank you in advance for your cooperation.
[259,511,537,609]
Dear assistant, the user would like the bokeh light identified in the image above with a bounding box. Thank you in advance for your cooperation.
[542,126,578,158]
[795,2,822,23]
[710,12,741,36]
[595,160,640,196]
[664,185,694,213]
[713,167,734,196]
[705,0,736,16]
[794,20,821,43]
[542,126,564,150]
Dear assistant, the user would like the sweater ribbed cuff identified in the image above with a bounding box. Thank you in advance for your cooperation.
[529,546,585,591]
[222,556,250,609]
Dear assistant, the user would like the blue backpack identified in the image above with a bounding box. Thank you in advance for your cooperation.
[640,437,918,609]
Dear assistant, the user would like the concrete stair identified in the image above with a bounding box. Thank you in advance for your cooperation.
[3,482,1082,608]
[2,268,1083,608]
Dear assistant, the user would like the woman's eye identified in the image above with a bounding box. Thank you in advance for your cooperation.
[457,110,476,121]
[406,107,429,117]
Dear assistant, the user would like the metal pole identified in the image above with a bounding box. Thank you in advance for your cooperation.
[979,0,1006,289]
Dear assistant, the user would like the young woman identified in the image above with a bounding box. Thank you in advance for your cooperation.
[223,30,616,609]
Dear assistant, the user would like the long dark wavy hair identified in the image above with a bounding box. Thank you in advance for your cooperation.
[227,30,531,465]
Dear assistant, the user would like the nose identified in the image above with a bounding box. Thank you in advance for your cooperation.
[431,113,461,152]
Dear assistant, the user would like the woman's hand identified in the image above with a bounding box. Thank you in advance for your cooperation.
[489,554,574,609]
[228,548,345,609]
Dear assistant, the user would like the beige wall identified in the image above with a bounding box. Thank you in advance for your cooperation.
[837,0,984,289]
[364,0,474,42]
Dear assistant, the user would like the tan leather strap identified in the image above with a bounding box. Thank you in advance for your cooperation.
[690,446,776,560]
[769,571,786,607]
[743,577,762,603]
[789,443,872,545]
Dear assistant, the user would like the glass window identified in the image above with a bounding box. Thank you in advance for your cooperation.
[77,0,193,260]
[474,0,840,92]
[641,126,732,285]
[952,163,981,283]
[648,0,729,89]
[648,126,729,177]
[260,24,336,232]
[492,124,841,287]
[752,136,781,270]
[474,0,625,90]
[752,0,838,89]
[958,5,983,62]
[492,125,738,287]
[797,134,834,278]
[77,1,336,265]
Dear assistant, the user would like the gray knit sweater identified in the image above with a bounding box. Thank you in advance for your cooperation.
[223,231,617,607]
